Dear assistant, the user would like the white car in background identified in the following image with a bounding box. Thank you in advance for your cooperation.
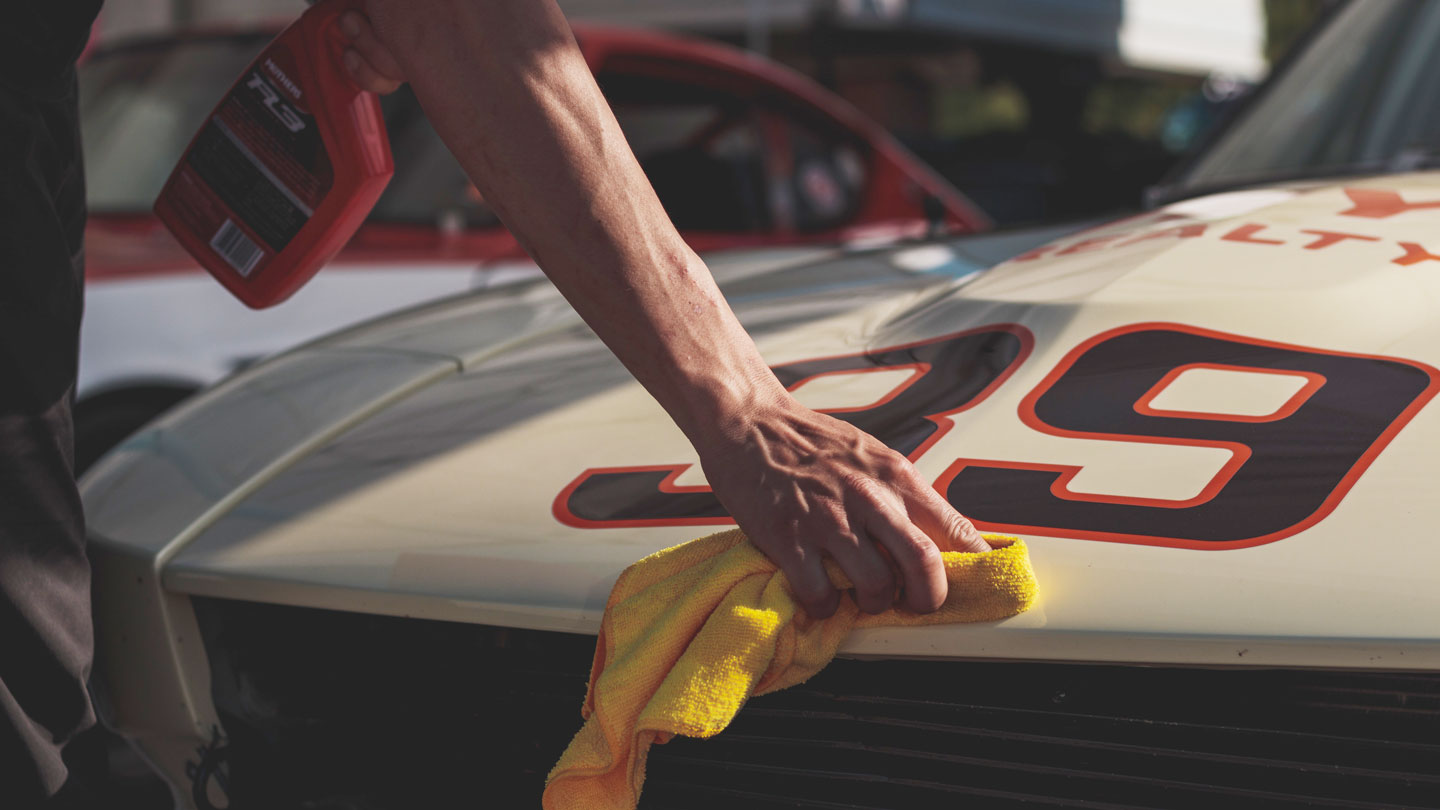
[76,23,986,471]
[84,2,1440,808]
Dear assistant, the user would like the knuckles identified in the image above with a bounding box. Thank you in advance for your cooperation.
[873,451,913,481]
[905,534,945,571]
[944,512,988,552]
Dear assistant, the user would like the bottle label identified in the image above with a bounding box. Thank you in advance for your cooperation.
[165,43,334,278]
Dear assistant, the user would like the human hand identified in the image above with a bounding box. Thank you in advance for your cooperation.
[338,8,405,95]
[696,396,991,620]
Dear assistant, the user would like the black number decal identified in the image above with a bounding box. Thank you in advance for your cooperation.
[554,325,1033,528]
[936,323,1438,549]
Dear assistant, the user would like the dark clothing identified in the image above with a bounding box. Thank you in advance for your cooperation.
[1,1,104,802]
[1,2,105,94]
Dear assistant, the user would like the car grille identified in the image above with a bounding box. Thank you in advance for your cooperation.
[648,666,1440,809]
[191,599,1440,809]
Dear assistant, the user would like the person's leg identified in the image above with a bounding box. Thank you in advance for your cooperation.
[0,73,94,805]
[0,400,92,803]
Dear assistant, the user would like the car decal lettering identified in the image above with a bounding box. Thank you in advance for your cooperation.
[553,324,1033,529]
[1116,223,1209,246]
[1220,223,1285,245]
[1394,242,1440,266]
[1007,190,1440,268]
[940,323,1439,549]
[1298,229,1381,250]
[1339,188,1440,219]
[557,323,1438,550]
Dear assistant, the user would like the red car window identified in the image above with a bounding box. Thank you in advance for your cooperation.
[598,71,772,233]
[779,115,868,233]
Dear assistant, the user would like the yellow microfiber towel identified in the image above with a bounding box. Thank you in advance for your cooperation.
[542,529,1039,810]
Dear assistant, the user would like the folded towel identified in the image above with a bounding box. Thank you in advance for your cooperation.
[543,529,1038,810]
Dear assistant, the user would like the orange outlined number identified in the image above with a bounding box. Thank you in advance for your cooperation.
[554,325,1033,528]
[557,321,1437,549]
[937,323,1439,549]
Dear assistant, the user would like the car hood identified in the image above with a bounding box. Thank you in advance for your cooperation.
[83,177,1440,668]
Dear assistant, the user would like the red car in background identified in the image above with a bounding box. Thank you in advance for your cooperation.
[76,23,987,469]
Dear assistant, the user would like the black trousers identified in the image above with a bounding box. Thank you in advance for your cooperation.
[0,70,95,803]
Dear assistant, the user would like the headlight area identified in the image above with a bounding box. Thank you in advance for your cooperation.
[190,597,1440,809]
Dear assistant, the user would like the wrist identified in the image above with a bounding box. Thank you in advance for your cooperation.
[667,358,793,451]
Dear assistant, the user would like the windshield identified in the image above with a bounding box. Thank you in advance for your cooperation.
[1175,0,1440,195]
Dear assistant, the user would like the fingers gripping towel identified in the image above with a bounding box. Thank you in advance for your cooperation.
[542,530,1039,809]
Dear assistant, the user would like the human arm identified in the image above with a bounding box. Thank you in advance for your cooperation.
[345,0,990,617]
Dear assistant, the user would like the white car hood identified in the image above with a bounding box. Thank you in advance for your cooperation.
[83,177,1440,668]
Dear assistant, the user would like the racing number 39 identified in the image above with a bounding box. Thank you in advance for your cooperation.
[554,323,1439,550]
[556,325,1032,527]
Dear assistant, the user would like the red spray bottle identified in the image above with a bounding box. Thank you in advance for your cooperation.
[154,0,393,309]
